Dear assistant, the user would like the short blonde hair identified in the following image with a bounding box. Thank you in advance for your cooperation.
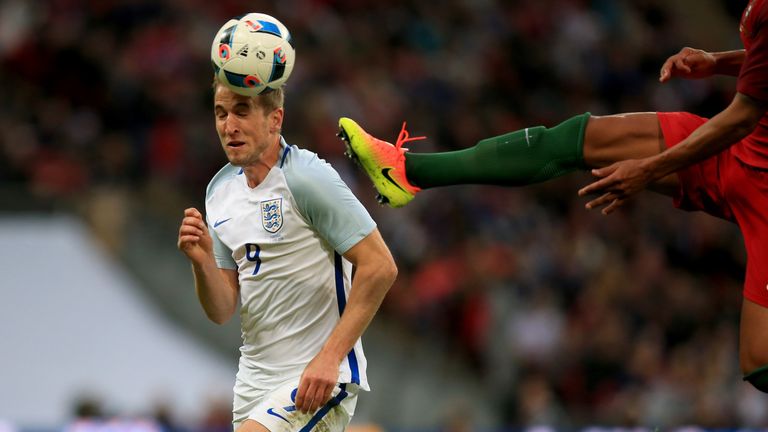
[212,75,285,113]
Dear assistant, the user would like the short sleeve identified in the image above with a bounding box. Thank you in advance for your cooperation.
[286,158,376,254]
[208,217,237,270]
[204,164,239,270]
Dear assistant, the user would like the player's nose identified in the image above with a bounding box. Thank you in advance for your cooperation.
[223,115,240,135]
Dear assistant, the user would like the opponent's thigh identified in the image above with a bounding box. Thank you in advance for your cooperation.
[583,113,679,195]
[583,113,664,166]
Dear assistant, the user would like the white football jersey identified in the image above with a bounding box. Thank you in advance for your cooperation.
[205,138,376,401]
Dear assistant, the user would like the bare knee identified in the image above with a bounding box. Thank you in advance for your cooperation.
[740,333,768,374]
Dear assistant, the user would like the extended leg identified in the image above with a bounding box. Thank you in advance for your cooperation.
[339,113,679,207]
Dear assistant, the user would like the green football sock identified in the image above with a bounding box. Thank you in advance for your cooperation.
[405,113,590,188]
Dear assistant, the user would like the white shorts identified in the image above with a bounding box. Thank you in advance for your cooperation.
[233,378,359,432]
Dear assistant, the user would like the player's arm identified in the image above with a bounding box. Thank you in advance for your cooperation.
[580,92,767,213]
[193,264,239,325]
[651,92,766,170]
[713,49,747,76]
[294,228,397,413]
[177,207,239,324]
[659,47,744,82]
[286,156,397,413]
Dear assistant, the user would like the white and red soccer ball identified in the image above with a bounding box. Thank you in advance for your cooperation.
[211,13,296,96]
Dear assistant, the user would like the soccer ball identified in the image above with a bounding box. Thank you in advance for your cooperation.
[211,13,296,96]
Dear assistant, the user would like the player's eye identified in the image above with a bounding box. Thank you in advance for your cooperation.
[230,102,252,117]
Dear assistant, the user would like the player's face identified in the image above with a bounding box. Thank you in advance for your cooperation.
[213,85,283,167]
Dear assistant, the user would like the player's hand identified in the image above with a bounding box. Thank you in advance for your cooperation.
[577,159,656,215]
[659,47,717,82]
[177,207,214,264]
[295,352,340,414]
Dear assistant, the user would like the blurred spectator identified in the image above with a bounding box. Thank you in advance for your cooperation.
[63,397,164,432]
[196,398,232,432]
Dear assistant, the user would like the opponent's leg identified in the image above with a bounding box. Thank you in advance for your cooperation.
[339,113,678,207]
[732,163,768,392]
[339,114,590,207]
[739,299,768,392]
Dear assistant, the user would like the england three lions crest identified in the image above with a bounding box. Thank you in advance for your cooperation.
[261,198,283,233]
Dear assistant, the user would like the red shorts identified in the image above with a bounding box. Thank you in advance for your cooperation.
[658,112,768,307]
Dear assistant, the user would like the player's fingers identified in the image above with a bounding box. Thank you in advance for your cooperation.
[585,192,615,210]
[318,384,333,410]
[178,222,200,245]
[184,208,206,222]
[602,197,625,215]
[592,163,621,178]
[579,163,622,196]
[307,387,322,413]
[310,383,331,413]
[294,382,306,412]
[305,394,316,414]
[673,57,691,74]
[178,235,200,248]
[305,383,320,413]
[183,216,206,230]
[659,59,674,82]
[578,177,611,196]
[179,225,204,237]
[296,380,315,413]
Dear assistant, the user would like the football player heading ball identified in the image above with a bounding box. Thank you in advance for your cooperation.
[179,12,397,432]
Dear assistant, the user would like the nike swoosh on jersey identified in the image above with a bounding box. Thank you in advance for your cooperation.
[213,218,232,227]
[381,168,408,192]
[266,408,290,424]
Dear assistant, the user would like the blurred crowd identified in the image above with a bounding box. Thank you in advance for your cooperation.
[1,0,765,429]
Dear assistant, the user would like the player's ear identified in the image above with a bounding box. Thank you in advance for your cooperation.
[270,107,284,134]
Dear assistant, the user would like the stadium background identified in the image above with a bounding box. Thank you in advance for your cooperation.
[1,0,766,429]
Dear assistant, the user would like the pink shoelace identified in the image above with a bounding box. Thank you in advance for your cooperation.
[394,122,427,151]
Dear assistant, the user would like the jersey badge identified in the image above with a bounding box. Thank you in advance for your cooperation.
[261,198,284,233]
